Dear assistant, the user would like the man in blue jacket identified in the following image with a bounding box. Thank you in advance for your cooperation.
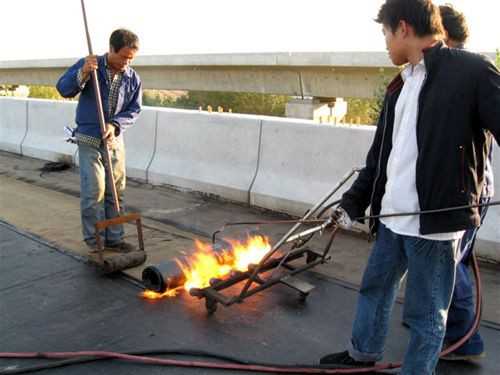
[56,29,142,252]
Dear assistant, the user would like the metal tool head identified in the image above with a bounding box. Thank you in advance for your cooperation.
[93,213,146,273]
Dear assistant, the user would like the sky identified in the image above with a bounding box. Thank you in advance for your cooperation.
[2,0,499,61]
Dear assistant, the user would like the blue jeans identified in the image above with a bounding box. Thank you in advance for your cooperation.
[444,199,489,354]
[349,224,457,375]
[78,140,126,245]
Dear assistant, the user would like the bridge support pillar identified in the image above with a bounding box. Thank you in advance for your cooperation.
[285,97,347,124]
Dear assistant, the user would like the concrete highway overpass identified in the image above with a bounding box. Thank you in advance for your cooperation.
[2,52,404,99]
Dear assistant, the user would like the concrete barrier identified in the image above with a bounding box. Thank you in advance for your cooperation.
[250,118,374,216]
[57,105,156,182]
[0,97,28,154]
[0,97,499,262]
[123,107,157,181]
[148,108,261,203]
[21,99,77,162]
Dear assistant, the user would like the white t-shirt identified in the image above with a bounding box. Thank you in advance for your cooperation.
[380,60,464,241]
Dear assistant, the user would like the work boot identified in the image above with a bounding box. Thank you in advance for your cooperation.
[105,241,136,253]
[319,350,375,367]
[84,239,98,251]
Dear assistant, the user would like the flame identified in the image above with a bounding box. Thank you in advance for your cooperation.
[178,235,271,291]
[229,235,272,272]
[141,234,271,299]
[140,287,181,299]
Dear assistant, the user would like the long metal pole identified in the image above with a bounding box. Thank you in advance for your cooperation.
[80,0,120,214]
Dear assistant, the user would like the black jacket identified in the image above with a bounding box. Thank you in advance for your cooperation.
[341,42,500,235]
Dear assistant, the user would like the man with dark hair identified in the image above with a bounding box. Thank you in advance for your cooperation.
[56,29,142,252]
[437,5,490,361]
[439,4,470,48]
[319,0,500,374]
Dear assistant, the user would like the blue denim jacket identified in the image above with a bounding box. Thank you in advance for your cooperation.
[56,54,142,138]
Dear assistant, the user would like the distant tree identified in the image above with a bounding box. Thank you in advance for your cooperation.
[0,84,19,96]
[28,86,65,100]
[142,90,178,107]
[231,92,288,116]
[345,98,379,125]
[368,77,389,124]
[175,91,289,116]
[344,74,389,125]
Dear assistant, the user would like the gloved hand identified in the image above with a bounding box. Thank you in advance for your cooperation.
[331,207,353,230]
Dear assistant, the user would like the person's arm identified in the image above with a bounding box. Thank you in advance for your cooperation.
[340,95,388,222]
[109,79,142,135]
[56,56,98,98]
[478,58,500,145]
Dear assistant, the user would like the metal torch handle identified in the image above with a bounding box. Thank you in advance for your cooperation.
[237,168,360,300]
[80,0,120,215]
[284,217,333,244]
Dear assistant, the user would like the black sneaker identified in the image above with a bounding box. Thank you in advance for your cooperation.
[84,240,98,251]
[320,350,375,367]
[105,241,136,253]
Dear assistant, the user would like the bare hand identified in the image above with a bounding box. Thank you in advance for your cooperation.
[82,55,98,75]
[103,123,116,145]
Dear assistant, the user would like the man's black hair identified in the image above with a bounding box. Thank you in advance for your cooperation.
[109,29,139,52]
[439,4,469,44]
[376,0,444,37]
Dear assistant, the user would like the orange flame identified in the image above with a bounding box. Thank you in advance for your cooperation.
[140,287,181,299]
[229,235,272,272]
[141,234,271,299]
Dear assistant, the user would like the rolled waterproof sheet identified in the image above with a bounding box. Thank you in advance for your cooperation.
[142,240,232,292]
[101,251,147,274]
[142,260,185,293]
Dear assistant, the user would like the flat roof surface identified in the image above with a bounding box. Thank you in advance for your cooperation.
[0,151,499,374]
[2,222,499,375]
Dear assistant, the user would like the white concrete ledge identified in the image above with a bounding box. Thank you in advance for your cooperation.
[21,98,76,162]
[0,97,28,154]
[249,118,374,215]
[0,52,395,69]
[124,107,157,181]
[148,108,262,203]
[1,51,495,69]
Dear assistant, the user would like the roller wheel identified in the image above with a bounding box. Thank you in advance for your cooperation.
[299,292,309,304]
[306,251,319,264]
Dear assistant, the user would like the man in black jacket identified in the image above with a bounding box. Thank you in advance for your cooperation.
[319,1,500,374]
[436,4,491,361]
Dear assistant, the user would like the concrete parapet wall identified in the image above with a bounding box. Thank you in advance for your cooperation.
[249,118,374,215]
[123,107,157,182]
[0,97,28,154]
[148,108,262,202]
[21,98,76,162]
[0,97,498,262]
